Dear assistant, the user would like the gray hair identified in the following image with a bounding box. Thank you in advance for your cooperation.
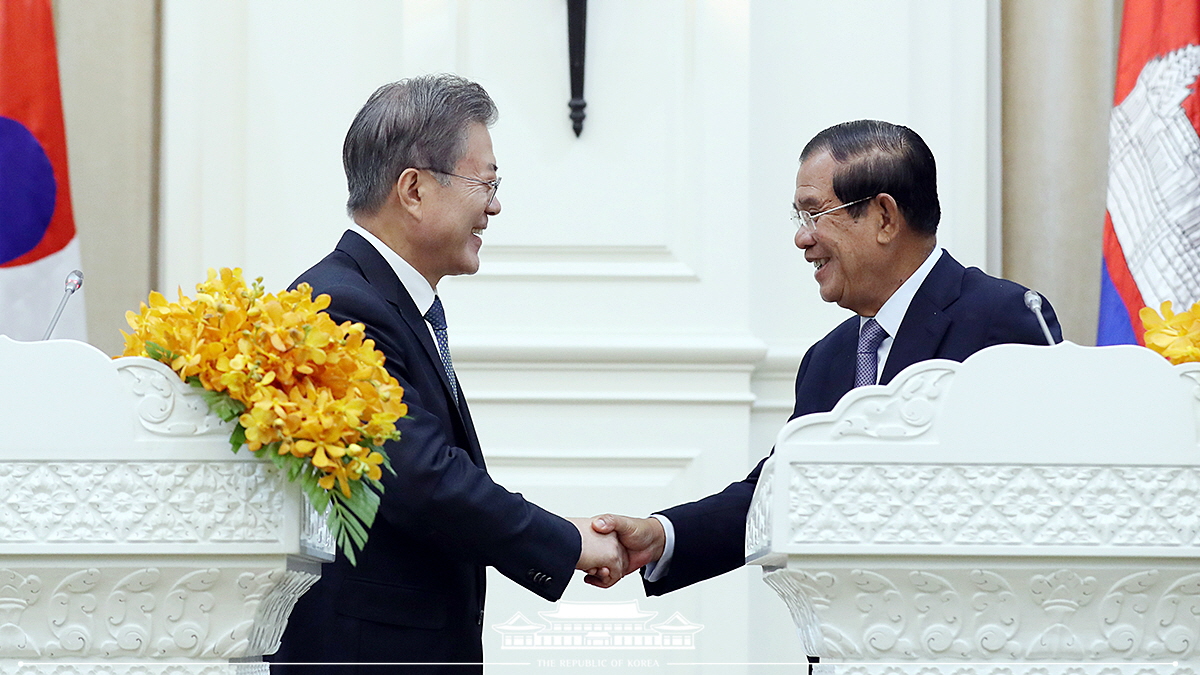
[343,74,498,216]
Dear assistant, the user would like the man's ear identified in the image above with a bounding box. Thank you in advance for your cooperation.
[395,167,424,216]
[875,193,902,245]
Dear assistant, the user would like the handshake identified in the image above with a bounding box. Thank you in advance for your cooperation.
[569,514,666,589]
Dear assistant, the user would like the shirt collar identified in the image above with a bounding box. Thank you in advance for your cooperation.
[864,247,943,336]
[348,223,437,315]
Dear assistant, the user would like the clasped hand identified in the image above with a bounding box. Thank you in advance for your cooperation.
[569,514,666,589]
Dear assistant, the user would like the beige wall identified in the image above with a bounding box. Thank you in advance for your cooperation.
[1001,0,1122,344]
[54,0,159,356]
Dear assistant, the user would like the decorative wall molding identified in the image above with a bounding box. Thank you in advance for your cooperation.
[453,334,767,366]
[116,358,231,436]
[0,462,287,546]
[300,498,335,561]
[484,448,701,488]
[763,565,1200,662]
[469,244,697,281]
[0,564,317,662]
[466,389,756,405]
[751,348,806,413]
[762,463,1200,549]
[0,665,266,675]
[744,455,773,556]
[778,368,954,442]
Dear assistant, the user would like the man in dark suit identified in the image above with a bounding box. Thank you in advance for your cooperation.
[590,120,1061,598]
[270,75,625,674]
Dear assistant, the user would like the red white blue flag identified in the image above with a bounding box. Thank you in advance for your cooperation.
[0,0,85,341]
[1099,0,1200,345]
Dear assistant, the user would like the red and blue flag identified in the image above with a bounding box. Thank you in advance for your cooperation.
[0,0,85,341]
[1099,0,1200,345]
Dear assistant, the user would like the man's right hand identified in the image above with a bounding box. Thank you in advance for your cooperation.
[588,514,666,587]
[569,518,628,587]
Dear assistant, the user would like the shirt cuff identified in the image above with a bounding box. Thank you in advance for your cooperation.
[641,513,675,583]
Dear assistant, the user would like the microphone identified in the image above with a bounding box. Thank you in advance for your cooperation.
[1023,289,1057,346]
[43,270,84,340]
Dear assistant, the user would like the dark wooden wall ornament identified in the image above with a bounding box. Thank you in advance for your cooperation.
[567,0,587,137]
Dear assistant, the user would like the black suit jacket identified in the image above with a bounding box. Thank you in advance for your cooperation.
[645,251,1062,595]
[271,231,579,673]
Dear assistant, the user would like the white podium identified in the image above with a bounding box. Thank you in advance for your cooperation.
[0,337,332,674]
[747,342,1200,675]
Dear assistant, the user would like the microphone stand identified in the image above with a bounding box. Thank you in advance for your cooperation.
[43,270,84,340]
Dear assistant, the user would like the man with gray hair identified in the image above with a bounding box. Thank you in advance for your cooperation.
[271,74,625,673]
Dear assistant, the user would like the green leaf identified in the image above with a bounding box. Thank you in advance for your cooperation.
[340,513,369,548]
[340,533,358,566]
[228,424,247,453]
[334,500,369,545]
[357,486,381,529]
[194,386,245,422]
[339,484,380,528]
[143,341,178,363]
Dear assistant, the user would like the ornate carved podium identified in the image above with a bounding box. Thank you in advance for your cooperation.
[0,337,331,674]
[747,342,1200,674]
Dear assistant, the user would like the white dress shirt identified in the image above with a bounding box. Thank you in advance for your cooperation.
[348,224,441,346]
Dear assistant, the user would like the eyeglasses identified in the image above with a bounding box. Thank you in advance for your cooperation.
[416,168,501,207]
[791,195,875,232]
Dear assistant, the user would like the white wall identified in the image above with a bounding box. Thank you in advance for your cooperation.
[160,1,992,670]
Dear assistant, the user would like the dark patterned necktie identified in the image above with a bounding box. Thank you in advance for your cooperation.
[424,296,459,402]
[854,318,888,388]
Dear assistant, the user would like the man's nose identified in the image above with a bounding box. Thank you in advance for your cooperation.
[487,196,501,215]
[794,227,815,249]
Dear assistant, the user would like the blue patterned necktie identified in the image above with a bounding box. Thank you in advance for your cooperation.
[854,318,888,388]
[424,296,459,402]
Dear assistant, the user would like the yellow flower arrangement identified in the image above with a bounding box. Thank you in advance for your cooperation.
[1140,301,1200,364]
[121,268,407,564]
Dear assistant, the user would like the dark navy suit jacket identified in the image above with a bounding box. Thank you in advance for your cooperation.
[271,231,579,674]
[644,251,1062,596]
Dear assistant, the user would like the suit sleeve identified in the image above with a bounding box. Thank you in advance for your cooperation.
[982,284,1064,348]
[643,337,830,596]
[324,283,580,601]
[644,456,766,596]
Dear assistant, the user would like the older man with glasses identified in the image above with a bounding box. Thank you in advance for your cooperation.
[590,119,1063,663]
[270,74,627,674]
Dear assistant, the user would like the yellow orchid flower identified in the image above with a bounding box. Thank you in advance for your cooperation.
[121,267,403,563]
[1141,301,1200,364]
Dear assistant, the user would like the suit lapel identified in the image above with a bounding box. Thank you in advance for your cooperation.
[879,252,964,385]
[826,319,859,410]
[334,232,473,437]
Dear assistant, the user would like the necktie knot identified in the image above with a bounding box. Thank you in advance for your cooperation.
[858,318,887,354]
[854,318,888,388]
[424,296,447,330]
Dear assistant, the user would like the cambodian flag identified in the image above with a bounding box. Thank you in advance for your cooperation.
[0,0,85,341]
[1098,0,1200,346]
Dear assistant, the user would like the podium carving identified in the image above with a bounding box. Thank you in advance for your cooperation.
[0,337,331,674]
[747,342,1200,674]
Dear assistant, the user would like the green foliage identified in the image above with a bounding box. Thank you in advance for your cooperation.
[144,341,178,362]
[191,380,246,422]
[157,345,389,565]
[235,438,386,566]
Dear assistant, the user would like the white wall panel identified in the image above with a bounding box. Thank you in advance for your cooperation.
[160,1,992,670]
